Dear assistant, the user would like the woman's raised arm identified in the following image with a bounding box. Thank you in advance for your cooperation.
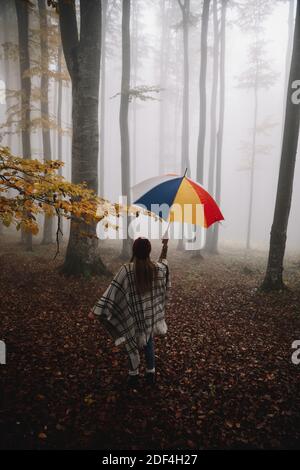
[158,238,169,262]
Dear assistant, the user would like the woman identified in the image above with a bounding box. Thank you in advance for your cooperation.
[89,237,170,388]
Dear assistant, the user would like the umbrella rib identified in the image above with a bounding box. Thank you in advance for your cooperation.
[167,174,186,222]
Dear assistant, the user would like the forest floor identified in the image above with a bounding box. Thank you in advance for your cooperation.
[0,235,300,450]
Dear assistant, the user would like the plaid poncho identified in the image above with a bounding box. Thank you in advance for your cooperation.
[93,259,170,371]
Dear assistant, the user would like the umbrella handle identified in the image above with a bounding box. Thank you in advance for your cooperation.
[162,220,170,240]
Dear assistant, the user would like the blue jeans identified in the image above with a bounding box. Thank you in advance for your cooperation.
[144,336,155,371]
[129,336,155,374]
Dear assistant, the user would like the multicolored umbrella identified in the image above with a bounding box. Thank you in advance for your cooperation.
[132,173,224,228]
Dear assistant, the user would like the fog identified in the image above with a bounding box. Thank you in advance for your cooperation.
[102,0,299,251]
[1,1,300,450]
[0,0,299,252]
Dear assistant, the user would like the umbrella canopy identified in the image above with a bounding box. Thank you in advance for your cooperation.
[132,174,224,228]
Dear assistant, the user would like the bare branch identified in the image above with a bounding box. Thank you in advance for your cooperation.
[177,0,185,12]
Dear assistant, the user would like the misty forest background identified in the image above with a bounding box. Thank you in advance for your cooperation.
[0,0,299,270]
[0,0,300,450]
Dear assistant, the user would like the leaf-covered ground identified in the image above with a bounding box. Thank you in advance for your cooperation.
[0,238,300,449]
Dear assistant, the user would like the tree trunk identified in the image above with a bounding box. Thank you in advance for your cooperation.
[15,0,32,251]
[285,0,295,90]
[0,1,11,236]
[210,0,227,254]
[131,0,138,184]
[195,0,210,254]
[196,0,210,184]
[158,0,169,175]
[262,1,300,290]
[99,0,107,197]
[205,0,219,253]
[177,0,191,251]
[59,0,107,275]
[57,44,63,240]
[180,0,191,176]
[278,0,295,157]
[173,29,181,169]
[120,0,132,259]
[2,1,13,150]
[57,46,63,171]
[246,79,258,250]
[38,0,54,245]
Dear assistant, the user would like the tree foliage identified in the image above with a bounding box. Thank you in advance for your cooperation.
[0,146,134,254]
[0,1,70,143]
